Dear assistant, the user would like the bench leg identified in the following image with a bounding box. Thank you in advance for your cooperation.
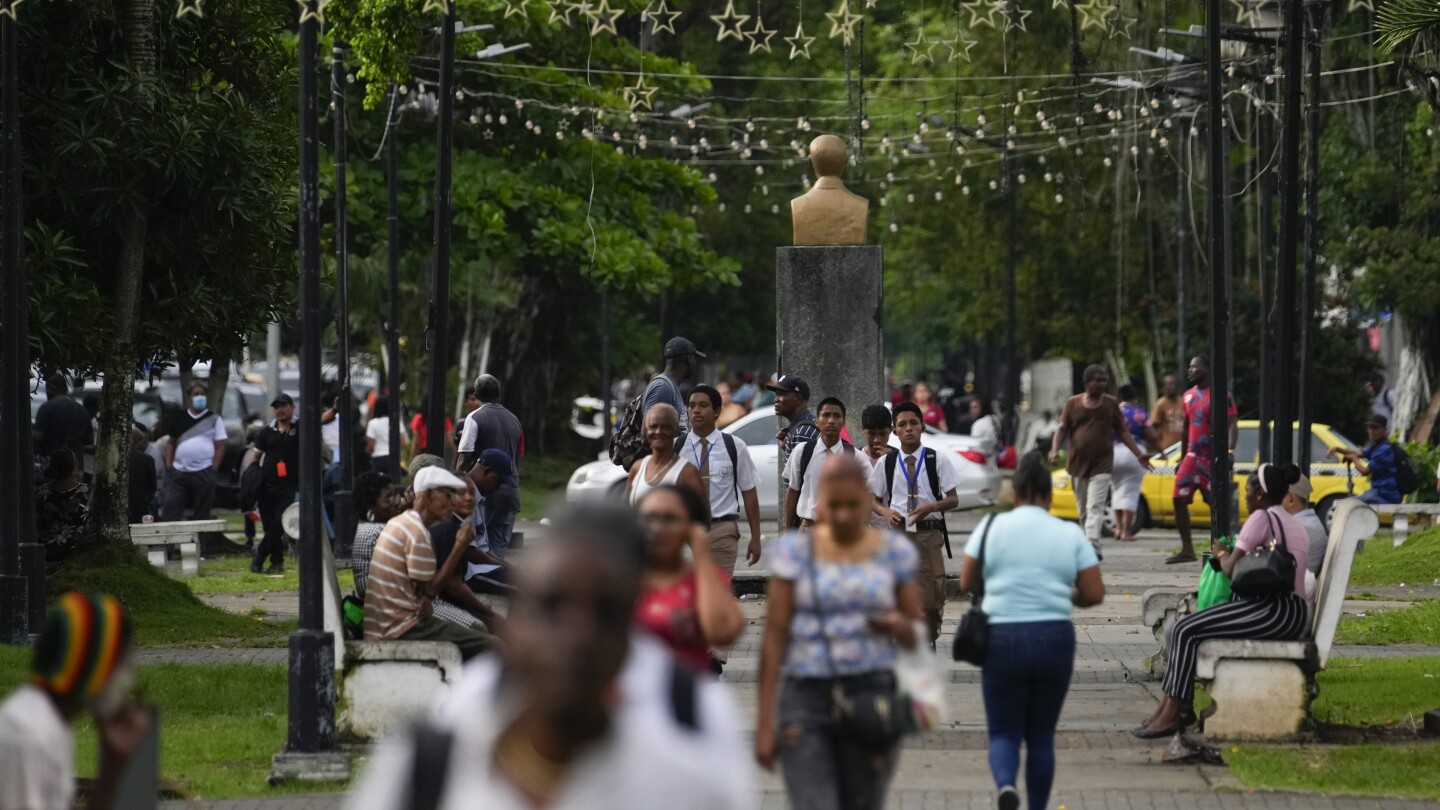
[1148,609,1179,681]
[180,542,200,577]
[147,549,166,570]
[1203,660,1308,739]
[1393,514,1410,548]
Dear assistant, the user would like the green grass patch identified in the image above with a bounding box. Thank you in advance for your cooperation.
[185,555,354,595]
[1227,743,1440,799]
[49,545,294,647]
[1336,600,1440,646]
[517,453,587,517]
[1308,657,1440,727]
[1350,526,1440,587]
[0,652,347,799]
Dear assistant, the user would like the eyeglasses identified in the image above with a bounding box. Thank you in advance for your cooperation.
[639,512,687,528]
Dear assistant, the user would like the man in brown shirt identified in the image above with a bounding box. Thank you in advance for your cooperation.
[1050,366,1152,554]
[1150,374,1186,451]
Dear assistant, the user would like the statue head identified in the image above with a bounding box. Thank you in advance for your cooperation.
[809,135,847,179]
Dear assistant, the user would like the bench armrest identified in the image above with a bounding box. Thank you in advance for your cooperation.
[1142,587,1193,629]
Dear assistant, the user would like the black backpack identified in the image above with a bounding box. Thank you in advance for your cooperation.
[882,448,943,507]
[795,438,856,492]
[608,376,680,472]
[1390,442,1420,495]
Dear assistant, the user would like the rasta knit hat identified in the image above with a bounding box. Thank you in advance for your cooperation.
[30,592,132,700]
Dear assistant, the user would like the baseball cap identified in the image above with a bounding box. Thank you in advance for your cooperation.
[664,336,706,359]
[1288,475,1313,501]
[1367,413,1389,429]
[271,392,295,407]
[766,374,811,400]
[476,448,519,488]
[413,466,468,494]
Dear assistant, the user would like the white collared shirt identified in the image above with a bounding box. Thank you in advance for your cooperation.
[783,438,857,521]
[683,430,759,520]
[868,446,961,530]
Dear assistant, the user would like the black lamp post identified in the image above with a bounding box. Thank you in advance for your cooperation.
[1205,0,1234,540]
[1272,0,1306,465]
[425,1,457,458]
[386,85,403,479]
[331,44,355,556]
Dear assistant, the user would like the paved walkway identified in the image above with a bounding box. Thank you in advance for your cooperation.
[149,515,1438,809]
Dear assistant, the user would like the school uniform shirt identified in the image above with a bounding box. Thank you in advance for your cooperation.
[682,430,759,520]
[171,408,227,472]
[0,684,74,810]
[347,634,753,810]
[867,446,961,531]
[783,438,857,521]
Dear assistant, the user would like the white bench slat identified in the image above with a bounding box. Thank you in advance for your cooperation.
[129,520,226,538]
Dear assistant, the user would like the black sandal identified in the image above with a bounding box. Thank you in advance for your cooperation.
[1165,552,1198,565]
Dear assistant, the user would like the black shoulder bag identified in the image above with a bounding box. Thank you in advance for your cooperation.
[807,533,914,747]
[1229,509,1297,598]
[951,514,994,665]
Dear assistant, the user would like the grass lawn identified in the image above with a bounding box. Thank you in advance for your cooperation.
[1336,600,1440,646]
[187,555,355,595]
[49,545,294,647]
[1309,657,1440,726]
[1227,744,1440,800]
[517,453,586,517]
[0,647,348,800]
[1350,526,1440,586]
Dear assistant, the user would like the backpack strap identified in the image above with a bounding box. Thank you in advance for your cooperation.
[722,433,740,503]
[668,659,700,731]
[407,723,455,810]
[797,439,818,491]
[925,451,942,501]
[884,451,898,508]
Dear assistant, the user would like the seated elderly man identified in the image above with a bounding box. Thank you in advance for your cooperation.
[1283,474,1329,576]
[362,466,494,659]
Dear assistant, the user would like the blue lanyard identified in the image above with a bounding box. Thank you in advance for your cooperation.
[902,448,925,499]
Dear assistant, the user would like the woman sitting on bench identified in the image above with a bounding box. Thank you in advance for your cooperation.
[1133,462,1311,739]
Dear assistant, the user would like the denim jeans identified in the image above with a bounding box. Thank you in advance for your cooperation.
[778,672,901,810]
[981,621,1076,810]
[486,511,516,559]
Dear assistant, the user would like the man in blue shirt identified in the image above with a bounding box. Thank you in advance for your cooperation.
[1330,413,1402,505]
[641,337,703,442]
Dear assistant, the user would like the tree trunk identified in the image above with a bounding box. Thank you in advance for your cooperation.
[86,0,155,545]
[208,360,231,417]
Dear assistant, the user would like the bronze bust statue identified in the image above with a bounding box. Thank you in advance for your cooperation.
[790,134,868,246]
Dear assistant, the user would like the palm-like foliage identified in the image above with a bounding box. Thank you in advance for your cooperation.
[1377,0,1440,56]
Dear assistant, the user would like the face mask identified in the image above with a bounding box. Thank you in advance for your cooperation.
[192,396,208,410]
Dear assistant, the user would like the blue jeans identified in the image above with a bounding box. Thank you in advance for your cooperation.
[1359,488,1400,506]
[981,621,1076,810]
[778,673,901,810]
[486,511,516,559]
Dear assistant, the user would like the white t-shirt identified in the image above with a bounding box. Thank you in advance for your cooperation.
[0,685,75,810]
[867,446,962,530]
[322,418,342,462]
[366,417,404,457]
[969,414,999,457]
[346,635,753,810]
[172,410,227,472]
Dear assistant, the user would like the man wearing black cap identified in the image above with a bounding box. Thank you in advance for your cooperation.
[250,393,301,574]
[768,374,818,457]
[643,337,704,442]
[1330,413,1404,506]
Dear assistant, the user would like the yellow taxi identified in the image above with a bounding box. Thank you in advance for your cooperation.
[1050,420,1369,531]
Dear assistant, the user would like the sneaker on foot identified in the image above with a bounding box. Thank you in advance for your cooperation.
[264,564,285,575]
[997,786,1020,810]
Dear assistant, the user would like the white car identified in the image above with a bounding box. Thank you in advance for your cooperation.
[565,410,1001,520]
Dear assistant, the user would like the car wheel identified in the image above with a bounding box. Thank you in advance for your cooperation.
[1317,495,1342,533]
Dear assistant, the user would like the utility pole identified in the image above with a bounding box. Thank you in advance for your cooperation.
[271,0,342,780]
[1258,53,1276,464]
[331,45,355,556]
[1273,0,1305,464]
[1004,121,1019,408]
[386,86,403,479]
[1298,5,1324,474]
[0,6,33,645]
[1205,0,1234,540]
[426,4,457,457]
[1175,123,1191,378]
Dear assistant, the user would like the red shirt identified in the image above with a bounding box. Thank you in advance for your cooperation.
[409,414,454,450]
[921,403,946,428]
[634,568,731,672]
[1182,386,1237,457]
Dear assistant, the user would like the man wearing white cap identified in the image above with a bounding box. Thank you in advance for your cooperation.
[362,466,493,659]
[1282,475,1329,576]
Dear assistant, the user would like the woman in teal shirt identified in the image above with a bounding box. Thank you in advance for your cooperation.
[960,451,1106,810]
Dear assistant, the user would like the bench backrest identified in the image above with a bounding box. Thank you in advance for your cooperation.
[319,538,347,675]
[1310,498,1379,669]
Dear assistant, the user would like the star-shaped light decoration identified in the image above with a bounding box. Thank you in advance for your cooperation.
[1346,0,1372,11]
[0,0,22,19]
[297,0,332,23]
[744,16,779,53]
[825,0,862,45]
[566,0,596,22]
[1108,11,1137,39]
[710,0,751,42]
[586,0,622,35]
[642,0,682,34]
[1051,0,1068,9]
[961,0,1004,29]
[421,0,449,15]
[945,29,978,62]
[502,0,528,19]
[1227,0,1259,25]
[905,28,937,64]
[1074,0,1115,31]
[175,0,205,18]
[864,0,879,7]
[624,75,658,110]
[785,21,816,59]
[1000,1,1032,31]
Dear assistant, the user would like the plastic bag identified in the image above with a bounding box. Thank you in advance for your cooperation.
[895,624,948,731]
[1196,535,1235,611]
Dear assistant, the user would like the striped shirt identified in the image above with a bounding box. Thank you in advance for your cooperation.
[361,511,436,640]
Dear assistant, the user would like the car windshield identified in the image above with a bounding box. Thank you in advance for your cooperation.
[729,412,778,446]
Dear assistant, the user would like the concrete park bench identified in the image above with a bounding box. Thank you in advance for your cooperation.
[1367,503,1440,548]
[1192,498,1379,739]
[318,539,464,742]
[129,519,224,577]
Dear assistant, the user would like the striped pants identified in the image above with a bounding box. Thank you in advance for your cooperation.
[1162,593,1308,702]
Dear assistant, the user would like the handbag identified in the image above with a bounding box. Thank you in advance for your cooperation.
[951,514,994,665]
[807,534,914,747]
[1229,509,1297,598]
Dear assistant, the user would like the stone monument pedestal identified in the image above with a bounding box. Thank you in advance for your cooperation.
[775,246,884,443]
